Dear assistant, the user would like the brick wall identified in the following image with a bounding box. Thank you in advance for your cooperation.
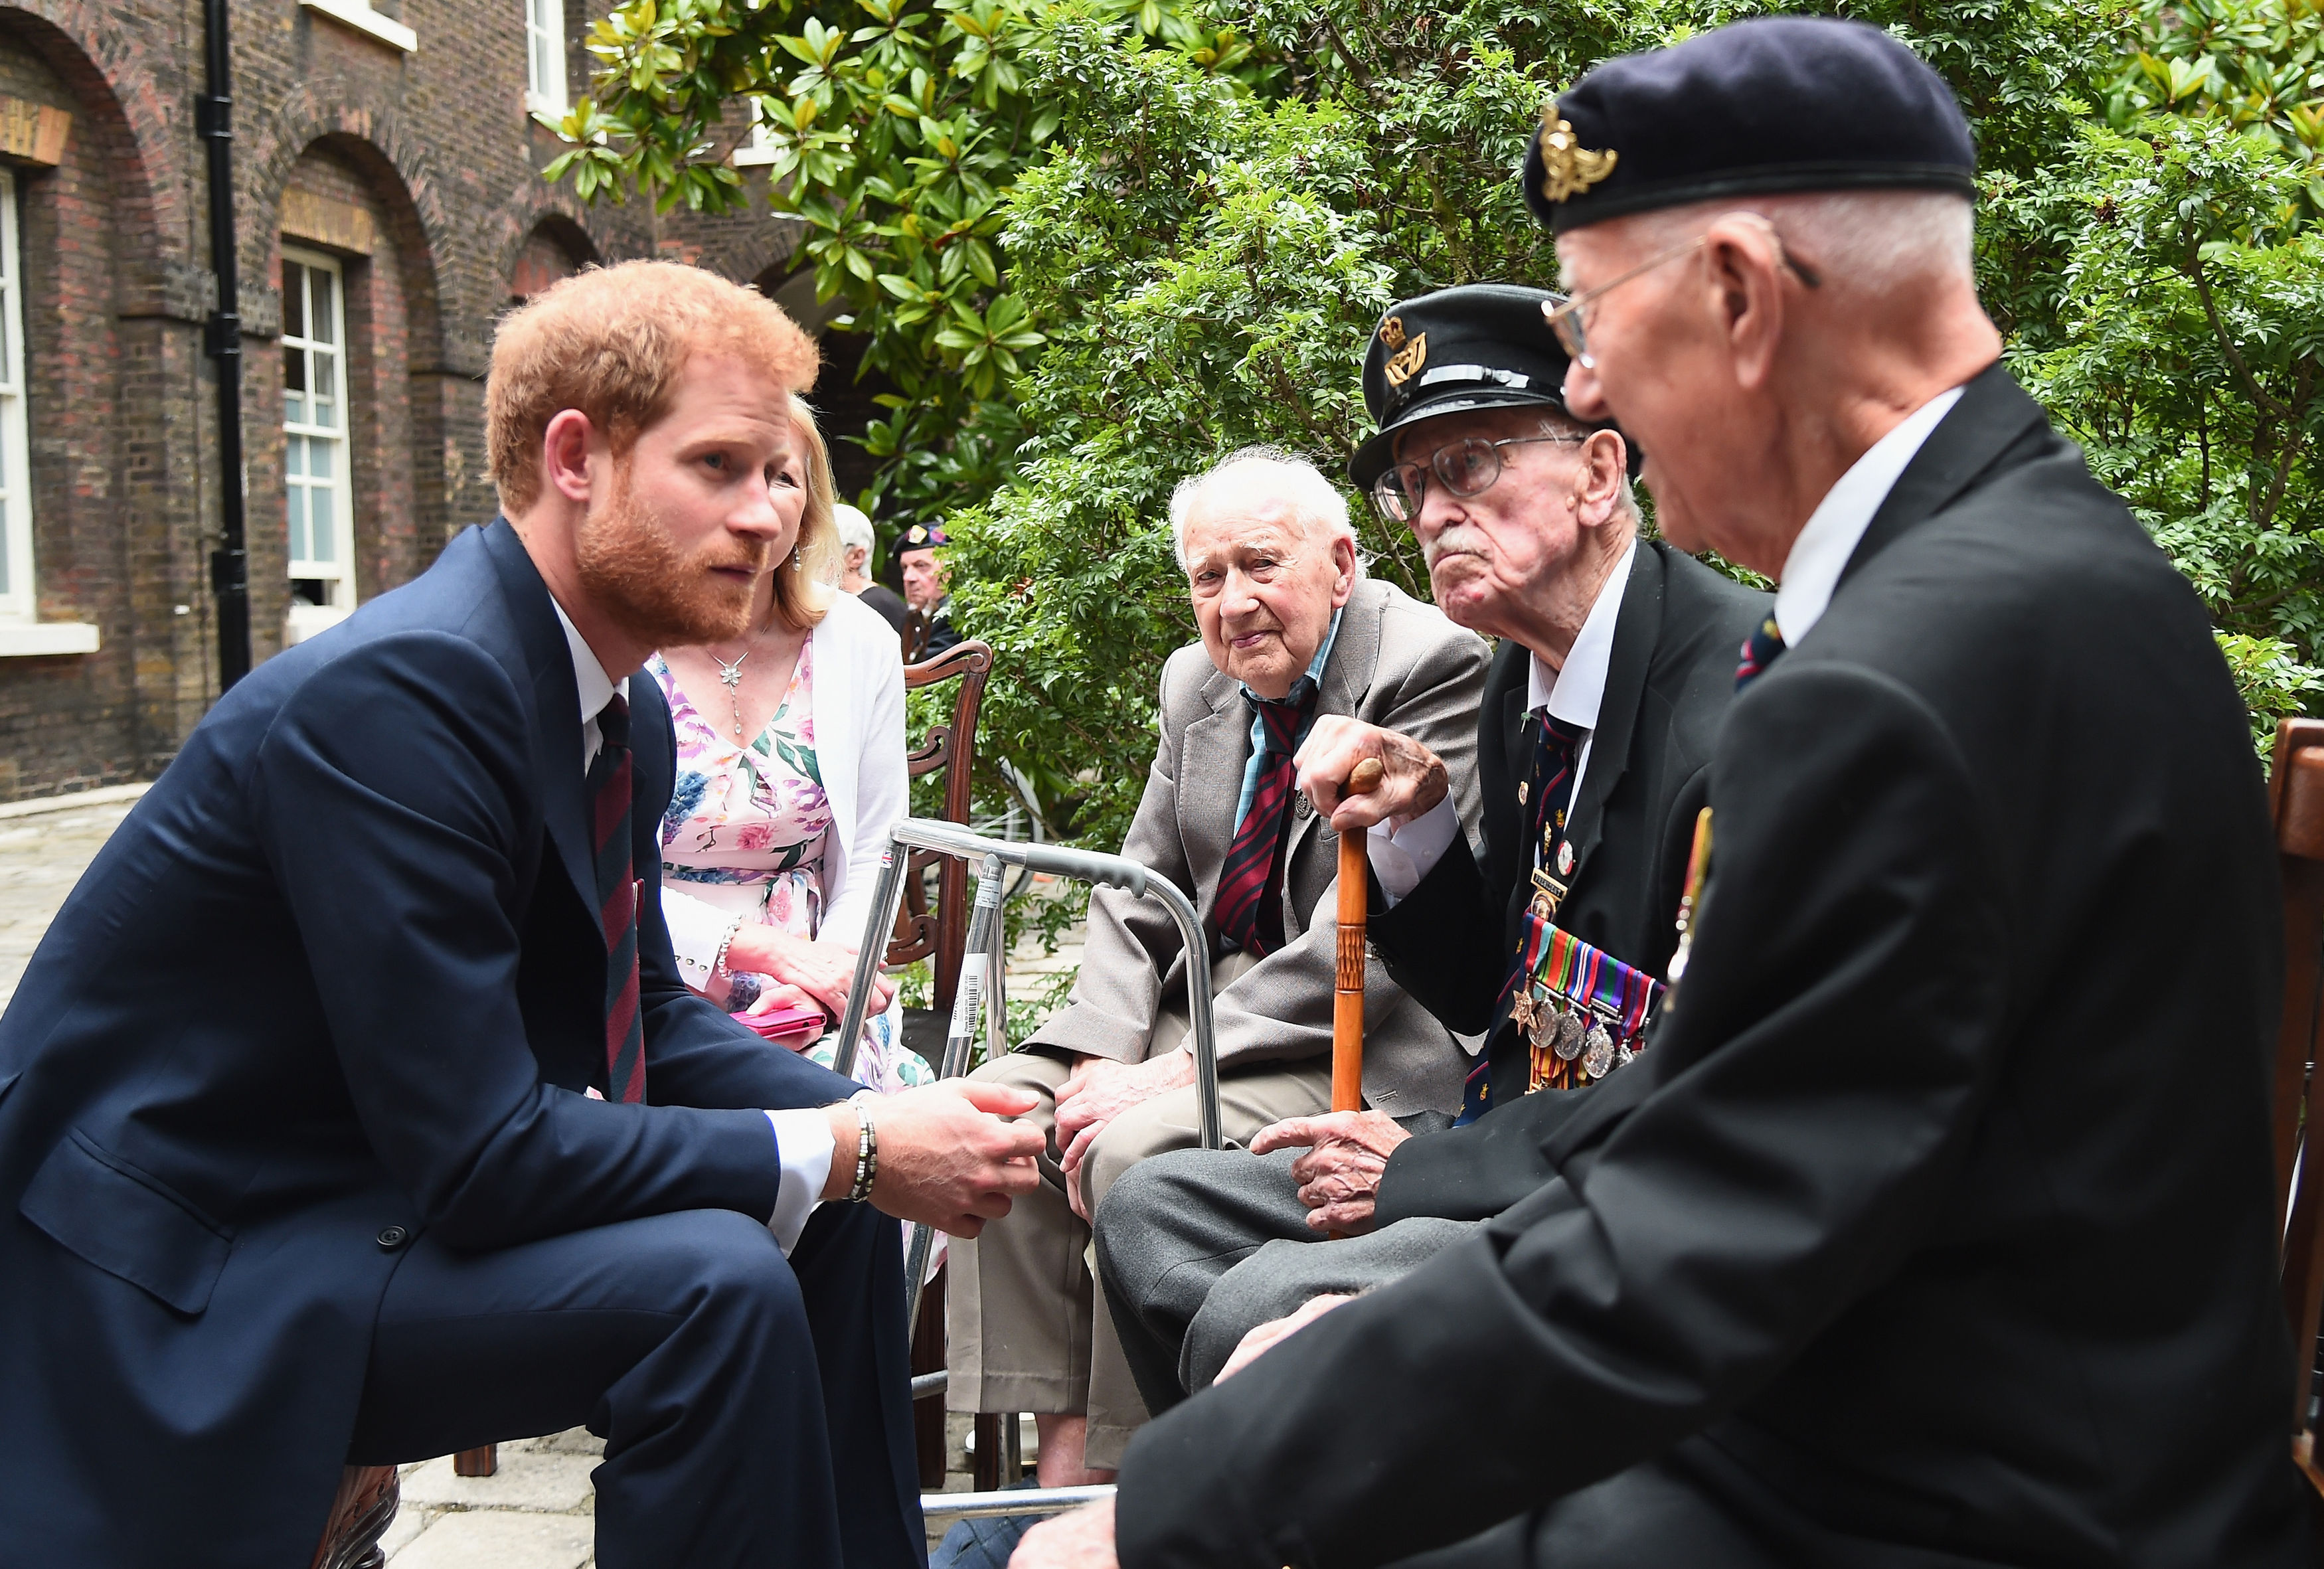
[0,0,811,801]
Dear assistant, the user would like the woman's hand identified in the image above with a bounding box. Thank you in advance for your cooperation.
[725,925,897,1019]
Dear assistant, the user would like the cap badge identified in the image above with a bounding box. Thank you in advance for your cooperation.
[1382,333,1428,388]
[1378,315,1407,351]
[1536,109,1618,203]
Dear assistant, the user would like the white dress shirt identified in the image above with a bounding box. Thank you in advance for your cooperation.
[1772,385,1964,646]
[1370,540,1638,904]
[549,596,835,1253]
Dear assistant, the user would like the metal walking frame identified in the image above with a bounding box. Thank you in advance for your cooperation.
[829,818,1224,1523]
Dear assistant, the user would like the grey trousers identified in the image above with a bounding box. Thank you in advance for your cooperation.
[945,1003,1332,1467]
[1094,1145,1478,1412]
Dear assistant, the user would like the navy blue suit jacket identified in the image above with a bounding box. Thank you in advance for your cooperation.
[0,519,856,1565]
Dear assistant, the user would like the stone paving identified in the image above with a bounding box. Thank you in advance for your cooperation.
[0,788,1077,1567]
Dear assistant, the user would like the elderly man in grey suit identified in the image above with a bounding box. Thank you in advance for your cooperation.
[948,446,1490,1486]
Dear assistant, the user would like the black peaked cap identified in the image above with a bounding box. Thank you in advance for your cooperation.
[1349,283,1630,493]
[1524,17,1976,234]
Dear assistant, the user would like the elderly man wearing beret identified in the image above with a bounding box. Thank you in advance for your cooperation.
[1020,17,2309,1569]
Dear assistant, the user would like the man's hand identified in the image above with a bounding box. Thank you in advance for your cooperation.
[1056,1051,1196,1218]
[1216,1293,1355,1383]
[821,1080,1043,1236]
[1011,1497,1118,1569]
[1249,1111,1410,1235]
[1295,716,1448,833]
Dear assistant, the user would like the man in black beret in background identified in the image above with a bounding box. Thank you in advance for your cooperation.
[1092,283,1765,1408]
[1019,16,2309,1568]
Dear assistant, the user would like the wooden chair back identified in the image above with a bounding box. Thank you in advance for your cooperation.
[888,638,992,1015]
[2268,716,2324,1489]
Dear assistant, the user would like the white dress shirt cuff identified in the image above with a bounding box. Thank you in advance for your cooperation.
[763,1108,837,1254]
[1367,795,1462,907]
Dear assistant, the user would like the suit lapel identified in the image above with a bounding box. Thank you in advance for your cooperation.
[1838,361,2049,593]
[481,519,598,918]
[1560,541,1661,883]
[1180,666,1250,909]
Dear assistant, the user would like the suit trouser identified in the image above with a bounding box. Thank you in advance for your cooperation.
[946,1017,1330,1467]
[1094,1145,1477,1412]
[346,1201,921,1569]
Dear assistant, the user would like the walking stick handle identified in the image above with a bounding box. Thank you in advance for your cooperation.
[1332,758,1385,1115]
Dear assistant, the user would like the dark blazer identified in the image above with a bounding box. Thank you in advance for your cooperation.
[0,519,854,1566]
[1369,538,1766,1221]
[1114,365,2309,1568]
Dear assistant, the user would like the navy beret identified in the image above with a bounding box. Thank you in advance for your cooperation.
[896,523,949,553]
[1349,284,1634,492]
[1524,17,1975,234]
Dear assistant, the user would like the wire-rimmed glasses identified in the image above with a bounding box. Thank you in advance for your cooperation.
[1543,216,1821,370]
[1369,434,1583,524]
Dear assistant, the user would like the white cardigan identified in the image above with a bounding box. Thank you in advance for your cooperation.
[659,589,910,976]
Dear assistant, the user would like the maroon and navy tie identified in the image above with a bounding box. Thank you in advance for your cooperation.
[589,693,645,1104]
[1211,682,1319,958]
[1735,615,1787,691]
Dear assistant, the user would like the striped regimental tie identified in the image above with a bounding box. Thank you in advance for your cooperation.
[590,693,646,1104]
[1211,683,1318,958]
[1735,615,1787,692]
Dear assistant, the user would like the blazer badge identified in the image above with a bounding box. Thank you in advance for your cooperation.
[1536,110,1619,203]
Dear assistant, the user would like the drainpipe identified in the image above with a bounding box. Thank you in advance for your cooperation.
[198,0,250,688]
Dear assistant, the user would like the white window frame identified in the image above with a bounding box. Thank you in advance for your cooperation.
[0,167,33,624]
[282,247,355,643]
[734,97,778,167]
[525,0,568,116]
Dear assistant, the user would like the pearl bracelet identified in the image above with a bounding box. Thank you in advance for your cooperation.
[712,918,745,979]
[846,1091,879,1203]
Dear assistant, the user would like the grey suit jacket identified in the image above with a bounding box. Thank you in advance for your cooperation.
[1027,577,1490,1118]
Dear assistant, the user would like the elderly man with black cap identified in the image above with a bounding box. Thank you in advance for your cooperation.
[1088,282,1764,1416]
[896,521,961,655]
[1021,17,2310,1569]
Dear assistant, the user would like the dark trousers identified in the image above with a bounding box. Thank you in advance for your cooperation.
[347,1202,923,1569]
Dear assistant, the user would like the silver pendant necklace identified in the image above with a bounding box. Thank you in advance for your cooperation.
[712,643,754,740]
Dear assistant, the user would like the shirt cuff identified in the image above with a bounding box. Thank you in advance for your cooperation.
[764,1107,837,1254]
[1367,795,1461,907]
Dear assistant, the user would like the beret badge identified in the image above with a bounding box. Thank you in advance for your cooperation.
[1536,108,1618,204]
[1381,332,1428,388]
[1378,315,1407,351]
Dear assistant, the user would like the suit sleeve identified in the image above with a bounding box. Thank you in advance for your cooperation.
[252,632,807,1250]
[1025,656,1206,1064]
[1115,663,2010,1569]
[1201,622,1491,1070]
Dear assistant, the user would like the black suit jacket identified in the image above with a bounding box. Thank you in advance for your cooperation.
[1369,538,1766,1222]
[0,519,855,1566]
[1115,366,2309,1568]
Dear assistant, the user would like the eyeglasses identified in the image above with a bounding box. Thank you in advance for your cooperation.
[1369,434,1582,524]
[1542,215,1821,370]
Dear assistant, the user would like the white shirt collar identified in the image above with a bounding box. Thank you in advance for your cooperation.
[1527,538,1637,729]
[549,594,623,726]
[1773,385,1965,646]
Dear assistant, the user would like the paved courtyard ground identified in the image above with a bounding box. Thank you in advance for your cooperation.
[1,785,1069,1565]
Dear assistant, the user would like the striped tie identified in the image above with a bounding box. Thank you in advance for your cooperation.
[1212,685,1317,957]
[589,693,645,1104]
[1735,616,1786,691]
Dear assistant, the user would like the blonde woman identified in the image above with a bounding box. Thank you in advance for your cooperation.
[650,395,927,1093]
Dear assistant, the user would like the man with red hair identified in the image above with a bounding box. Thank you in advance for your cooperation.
[0,261,1042,1569]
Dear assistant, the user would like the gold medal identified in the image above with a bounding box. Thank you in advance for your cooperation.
[1518,780,1529,805]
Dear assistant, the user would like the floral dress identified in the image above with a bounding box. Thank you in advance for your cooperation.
[650,644,930,1095]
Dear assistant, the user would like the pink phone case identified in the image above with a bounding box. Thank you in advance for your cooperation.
[732,1004,827,1042]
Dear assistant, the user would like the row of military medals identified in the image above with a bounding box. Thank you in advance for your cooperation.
[1508,724,1626,1090]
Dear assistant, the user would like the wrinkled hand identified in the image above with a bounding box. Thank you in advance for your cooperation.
[1056,1052,1196,1218]
[827,1080,1044,1236]
[1294,717,1448,834]
[1250,1111,1410,1234]
[1011,1497,1118,1569]
[1216,1293,1355,1383]
[728,926,896,1020]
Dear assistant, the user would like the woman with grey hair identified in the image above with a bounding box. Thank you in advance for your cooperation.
[835,500,911,635]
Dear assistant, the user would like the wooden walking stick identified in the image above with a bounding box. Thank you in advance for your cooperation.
[1333,757,1386,1116]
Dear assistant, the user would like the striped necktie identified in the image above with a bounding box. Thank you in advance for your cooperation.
[1735,616,1786,691]
[1212,682,1317,958]
[589,693,645,1104]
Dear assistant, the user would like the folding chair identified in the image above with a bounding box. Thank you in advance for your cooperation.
[832,817,1225,1522]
